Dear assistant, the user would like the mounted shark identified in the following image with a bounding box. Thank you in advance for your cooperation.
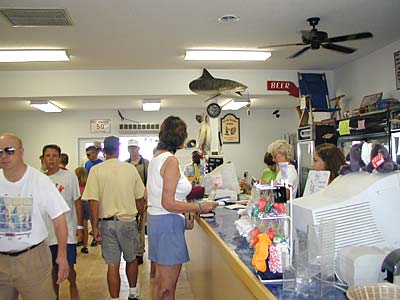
[189,69,248,102]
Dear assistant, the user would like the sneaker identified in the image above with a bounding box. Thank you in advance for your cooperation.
[77,241,84,247]
[128,296,140,300]
[90,239,97,247]
[136,256,143,265]
[81,247,89,254]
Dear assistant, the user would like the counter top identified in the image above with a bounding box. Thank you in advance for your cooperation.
[201,207,347,300]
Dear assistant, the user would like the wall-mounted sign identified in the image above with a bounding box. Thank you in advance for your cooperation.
[90,119,111,133]
[267,80,299,97]
[395,50,400,90]
[221,113,240,144]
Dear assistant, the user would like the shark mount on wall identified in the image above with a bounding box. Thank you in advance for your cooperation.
[189,69,248,102]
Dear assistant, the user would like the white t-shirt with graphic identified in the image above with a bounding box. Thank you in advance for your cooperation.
[0,165,70,252]
[47,169,81,245]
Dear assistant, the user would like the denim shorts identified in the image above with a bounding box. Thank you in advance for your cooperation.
[49,244,77,265]
[99,220,139,264]
[148,213,189,265]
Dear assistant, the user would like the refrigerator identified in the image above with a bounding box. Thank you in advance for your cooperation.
[297,125,337,197]
[389,108,400,164]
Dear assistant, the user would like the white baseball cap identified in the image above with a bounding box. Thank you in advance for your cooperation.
[128,139,139,147]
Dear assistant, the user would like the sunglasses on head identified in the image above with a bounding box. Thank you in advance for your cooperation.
[0,147,17,157]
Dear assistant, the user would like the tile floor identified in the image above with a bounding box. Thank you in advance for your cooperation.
[57,241,195,300]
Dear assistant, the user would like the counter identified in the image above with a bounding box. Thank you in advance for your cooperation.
[185,207,347,300]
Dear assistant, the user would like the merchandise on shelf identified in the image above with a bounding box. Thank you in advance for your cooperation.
[245,182,293,282]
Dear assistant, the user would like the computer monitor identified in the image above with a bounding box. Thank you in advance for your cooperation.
[293,171,400,254]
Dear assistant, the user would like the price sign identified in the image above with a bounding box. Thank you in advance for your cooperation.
[90,119,111,133]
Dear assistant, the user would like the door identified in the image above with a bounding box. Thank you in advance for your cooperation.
[78,136,159,167]
[297,140,315,197]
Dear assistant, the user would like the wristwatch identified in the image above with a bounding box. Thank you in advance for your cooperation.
[207,103,221,118]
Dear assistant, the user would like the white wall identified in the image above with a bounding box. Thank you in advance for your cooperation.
[0,108,298,180]
[335,39,400,111]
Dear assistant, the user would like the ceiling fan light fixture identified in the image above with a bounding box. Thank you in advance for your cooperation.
[184,50,271,61]
[142,99,161,111]
[0,50,69,62]
[30,100,62,112]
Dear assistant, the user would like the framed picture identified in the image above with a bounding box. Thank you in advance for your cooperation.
[221,113,240,144]
[395,50,400,90]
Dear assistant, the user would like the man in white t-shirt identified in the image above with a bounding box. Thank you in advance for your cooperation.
[43,144,82,300]
[0,133,70,300]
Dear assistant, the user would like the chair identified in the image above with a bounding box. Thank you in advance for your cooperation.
[297,72,344,126]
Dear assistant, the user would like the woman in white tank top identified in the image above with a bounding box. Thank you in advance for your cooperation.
[147,116,217,300]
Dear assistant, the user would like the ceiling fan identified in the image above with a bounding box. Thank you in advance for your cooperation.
[259,17,373,58]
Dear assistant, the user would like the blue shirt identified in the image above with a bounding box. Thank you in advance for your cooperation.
[85,159,103,173]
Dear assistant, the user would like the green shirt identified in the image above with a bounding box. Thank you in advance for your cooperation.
[261,167,277,183]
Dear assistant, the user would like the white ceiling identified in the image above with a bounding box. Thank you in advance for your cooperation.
[1,0,400,111]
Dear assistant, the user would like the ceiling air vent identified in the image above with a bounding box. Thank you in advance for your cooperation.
[0,8,72,26]
[119,123,160,133]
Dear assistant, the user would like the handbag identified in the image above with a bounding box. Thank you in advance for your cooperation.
[184,212,195,230]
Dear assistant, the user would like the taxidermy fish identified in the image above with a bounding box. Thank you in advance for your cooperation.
[189,69,248,102]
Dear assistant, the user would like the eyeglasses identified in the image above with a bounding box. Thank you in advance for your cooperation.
[0,147,17,157]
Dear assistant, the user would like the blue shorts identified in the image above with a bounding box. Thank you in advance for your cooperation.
[49,244,77,265]
[82,201,90,220]
[148,214,189,265]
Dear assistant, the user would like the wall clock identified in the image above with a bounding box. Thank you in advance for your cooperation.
[207,103,221,118]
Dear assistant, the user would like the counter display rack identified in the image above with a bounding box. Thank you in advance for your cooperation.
[247,182,293,283]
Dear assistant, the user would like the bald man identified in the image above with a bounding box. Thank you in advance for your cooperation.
[0,133,70,300]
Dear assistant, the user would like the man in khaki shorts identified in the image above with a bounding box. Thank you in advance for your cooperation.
[83,136,145,300]
[0,133,70,300]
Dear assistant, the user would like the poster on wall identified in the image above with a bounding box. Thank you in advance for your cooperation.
[221,113,240,144]
[90,119,111,133]
[395,50,400,90]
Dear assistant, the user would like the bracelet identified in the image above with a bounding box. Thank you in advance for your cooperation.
[197,202,203,214]
[77,225,84,230]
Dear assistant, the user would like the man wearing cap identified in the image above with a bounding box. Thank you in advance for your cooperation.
[84,145,104,247]
[126,139,149,265]
[0,133,70,299]
[83,136,145,300]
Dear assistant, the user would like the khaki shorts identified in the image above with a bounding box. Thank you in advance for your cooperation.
[0,242,55,300]
[100,219,139,265]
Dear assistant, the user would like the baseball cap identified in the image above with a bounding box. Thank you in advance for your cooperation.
[103,136,119,151]
[93,141,102,150]
[128,139,139,147]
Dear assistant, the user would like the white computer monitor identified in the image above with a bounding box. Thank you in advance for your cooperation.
[293,171,400,253]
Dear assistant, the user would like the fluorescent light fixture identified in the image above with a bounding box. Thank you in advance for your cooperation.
[184,50,271,61]
[222,99,250,111]
[143,99,161,111]
[0,50,69,62]
[30,100,62,112]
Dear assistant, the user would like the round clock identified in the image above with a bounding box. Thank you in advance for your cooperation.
[207,103,221,118]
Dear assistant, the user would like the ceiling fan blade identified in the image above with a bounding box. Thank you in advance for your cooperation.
[327,32,373,43]
[288,46,311,58]
[322,43,356,54]
[258,42,305,49]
